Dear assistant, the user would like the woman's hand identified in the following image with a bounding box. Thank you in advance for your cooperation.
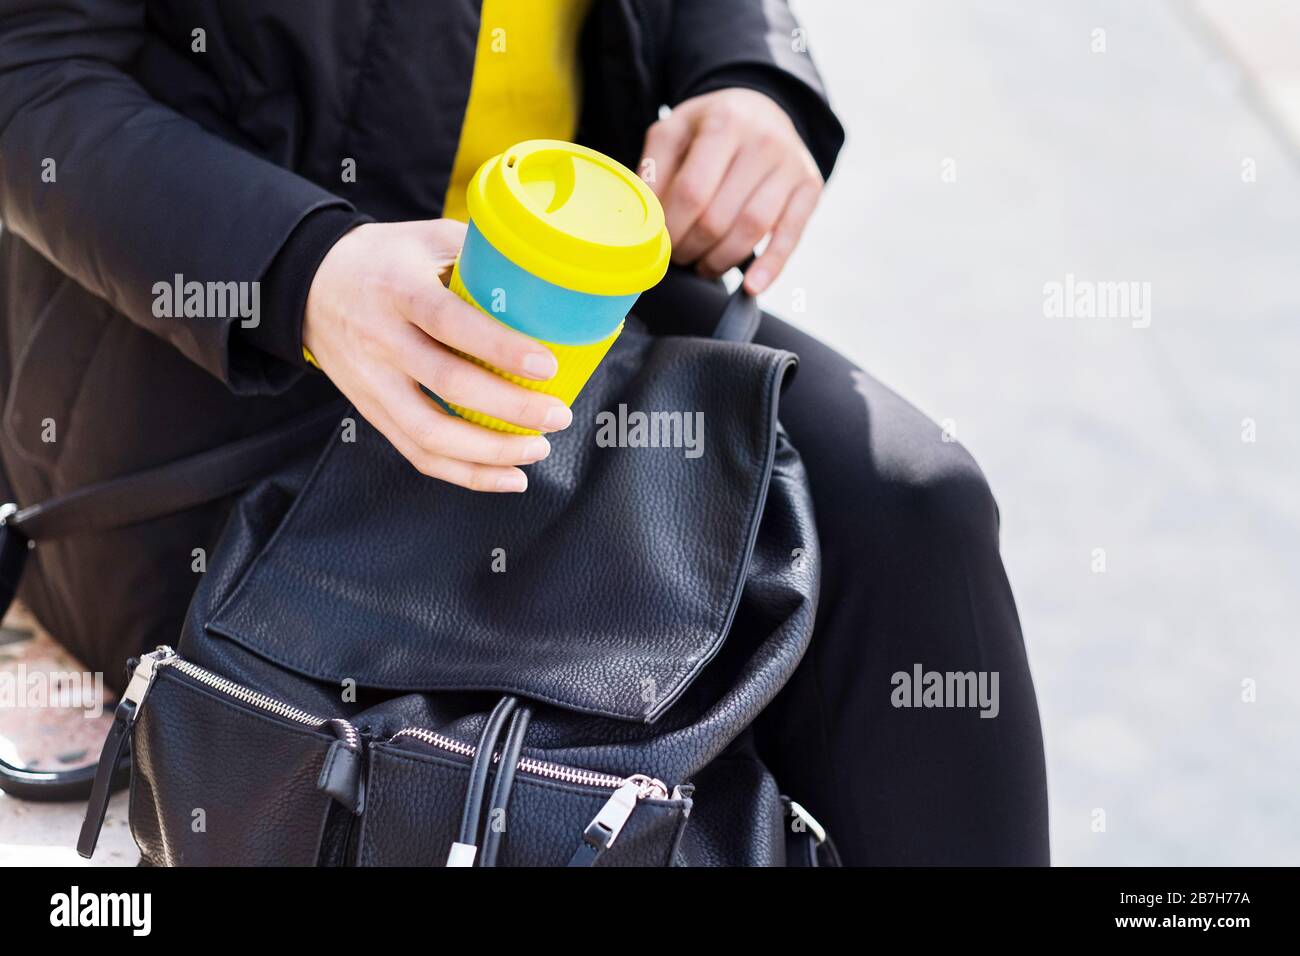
[640,87,824,295]
[302,219,572,493]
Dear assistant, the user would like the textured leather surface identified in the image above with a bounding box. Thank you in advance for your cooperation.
[131,326,825,866]
[130,668,336,866]
[357,740,690,867]
[207,330,796,723]
[672,738,787,866]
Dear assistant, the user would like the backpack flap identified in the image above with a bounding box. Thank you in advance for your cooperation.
[204,329,799,723]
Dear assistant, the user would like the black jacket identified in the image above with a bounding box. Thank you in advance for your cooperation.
[0,0,842,682]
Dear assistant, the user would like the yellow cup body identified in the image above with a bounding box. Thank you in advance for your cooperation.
[445,263,623,435]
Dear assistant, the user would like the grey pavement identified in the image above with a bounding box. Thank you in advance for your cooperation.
[0,793,134,867]
[772,0,1300,864]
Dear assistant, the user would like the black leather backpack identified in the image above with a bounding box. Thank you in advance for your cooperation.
[1,282,839,866]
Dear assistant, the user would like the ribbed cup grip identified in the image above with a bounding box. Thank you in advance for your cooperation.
[443,260,622,435]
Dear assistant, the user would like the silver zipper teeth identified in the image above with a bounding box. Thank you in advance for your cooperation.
[159,654,359,751]
[390,727,657,794]
[151,649,651,793]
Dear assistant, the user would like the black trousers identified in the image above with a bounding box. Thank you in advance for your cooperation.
[746,312,1050,865]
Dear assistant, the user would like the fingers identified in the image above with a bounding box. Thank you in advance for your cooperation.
[398,280,559,382]
[694,164,789,279]
[648,97,823,285]
[390,380,551,467]
[743,177,822,295]
[305,217,577,494]
[359,385,534,493]
[657,112,742,257]
[393,322,573,434]
[640,112,693,199]
[673,141,774,266]
[409,451,531,493]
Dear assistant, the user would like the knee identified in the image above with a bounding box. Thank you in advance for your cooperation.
[884,439,1001,555]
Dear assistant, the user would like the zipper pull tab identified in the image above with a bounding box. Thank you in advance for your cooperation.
[119,646,171,711]
[316,737,365,814]
[566,775,665,867]
[76,648,173,858]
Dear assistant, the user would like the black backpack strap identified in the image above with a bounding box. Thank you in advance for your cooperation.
[1,399,346,544]
[711,256,763,344]
[1,400,346,614]
[0,400,345,803]
[631,260,764,344]
[711,283,762,344]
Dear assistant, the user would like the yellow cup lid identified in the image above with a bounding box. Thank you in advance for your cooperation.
[466,140,671,297]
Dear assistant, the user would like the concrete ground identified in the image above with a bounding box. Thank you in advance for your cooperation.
[2,0,1297,866]
[0,613,137,865]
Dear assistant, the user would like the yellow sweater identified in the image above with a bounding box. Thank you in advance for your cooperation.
[442,0,594,222]
[306,0,591,366]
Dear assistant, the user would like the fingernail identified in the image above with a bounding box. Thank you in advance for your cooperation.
[541,405,573,431]
[522,351,558,380]
[523,437,551,462]
[497,472,528,493]
[746,267,769,292]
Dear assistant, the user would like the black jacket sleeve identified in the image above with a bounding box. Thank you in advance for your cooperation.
[249,207,370,372]
[0,0,362,395]
[663,0,845,181]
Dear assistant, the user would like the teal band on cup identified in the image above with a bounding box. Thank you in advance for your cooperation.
[459,221,638,345]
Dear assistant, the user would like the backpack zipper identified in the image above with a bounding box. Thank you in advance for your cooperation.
[160,649,360,751]
[389,727,672,863]
[389,726,667,796]
[132,650,667,800]
[87,649,673,864]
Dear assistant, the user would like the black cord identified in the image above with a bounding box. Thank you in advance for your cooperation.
[449,695,517,865]
[478,705,532,867]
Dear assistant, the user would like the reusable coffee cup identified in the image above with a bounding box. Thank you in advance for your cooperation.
[445,139,671,434]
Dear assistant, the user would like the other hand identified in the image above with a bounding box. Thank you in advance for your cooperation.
[640,87,823,294]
